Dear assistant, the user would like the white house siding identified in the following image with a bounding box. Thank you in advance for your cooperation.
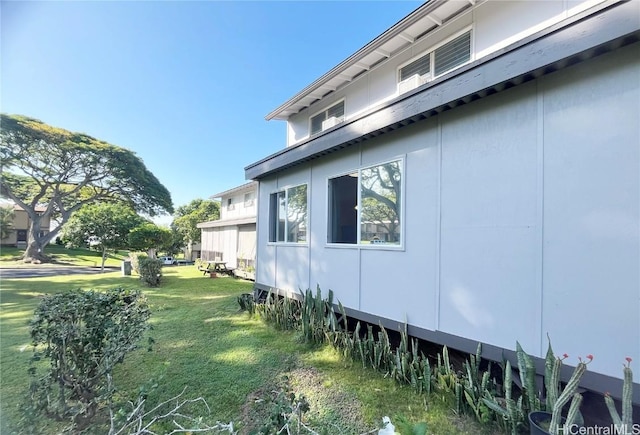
[256,43,640,381]
[285,0,605,147]
[541,45,640,378]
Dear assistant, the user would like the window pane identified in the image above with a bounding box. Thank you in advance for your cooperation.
[400,53,430,81]
[327,101,344,119]
[286,185,307,243]
[269,193,278,242]
[434,31,471,76]
[310,113,324,135]
[277,191,286,242]
[360,161,401,245]
[328,173,358,244]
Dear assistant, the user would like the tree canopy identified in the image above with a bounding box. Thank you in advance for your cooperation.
[61,203,145,270]
[0,114,174,262]
[128,223,172,258]
[172,198,220,245]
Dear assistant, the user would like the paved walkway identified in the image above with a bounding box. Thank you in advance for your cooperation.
[0,266,119,279]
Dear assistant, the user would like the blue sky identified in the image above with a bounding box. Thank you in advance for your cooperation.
[2,1,421,224]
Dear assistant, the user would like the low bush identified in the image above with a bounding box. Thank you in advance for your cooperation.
[25,287,151,431]
[138,257,163,287]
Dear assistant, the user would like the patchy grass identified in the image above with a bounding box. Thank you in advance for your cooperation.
[0,245,128,267]
[0,267,485,434]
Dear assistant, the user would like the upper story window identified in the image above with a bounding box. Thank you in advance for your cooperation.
[227,198,235,211]
[269,184,308,243]
[244,192,255,207]
[310,100,345,136]
[328,159,402,246]
[398,29,472,94]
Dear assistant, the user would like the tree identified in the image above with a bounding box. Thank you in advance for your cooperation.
[0,205,14,240]
[171,198,219,257]
[360,161,401,243]
[0,114,173,263]
[61,203,144,271]
[128,223,172,259]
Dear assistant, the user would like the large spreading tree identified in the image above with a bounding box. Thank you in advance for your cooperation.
[0,114,173,262]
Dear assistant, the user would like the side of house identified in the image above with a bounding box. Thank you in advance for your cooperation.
[197,182,257,277]
[0,204,50,248]
[246,1,640,400]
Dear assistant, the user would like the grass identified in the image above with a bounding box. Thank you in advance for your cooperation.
[0,267,485,434]
[0,245,128,267]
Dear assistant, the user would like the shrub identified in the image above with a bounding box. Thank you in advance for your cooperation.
[129,252,147,275]
[26,287,151,429]
[138,257,163,287]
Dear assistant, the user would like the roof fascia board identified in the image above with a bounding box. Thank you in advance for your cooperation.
[247,0,639,180]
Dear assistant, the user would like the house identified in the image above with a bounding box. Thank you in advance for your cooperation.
[0,204,50,248]
[197,182,257,279]
[245,0,640,401]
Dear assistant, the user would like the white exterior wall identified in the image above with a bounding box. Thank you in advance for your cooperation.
[256,43,640,380]
[285,0,606,147]
[220,191,256,220]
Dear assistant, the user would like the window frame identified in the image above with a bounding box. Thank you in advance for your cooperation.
[268,183,309,245]
[397,26,473,93]
[309,99,345,136]
[326,157,405,250]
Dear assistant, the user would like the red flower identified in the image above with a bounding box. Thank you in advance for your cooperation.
[625,357,632,363]
[586,354,593,361]
[562,353,569,359]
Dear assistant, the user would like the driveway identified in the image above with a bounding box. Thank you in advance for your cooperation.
[0,266,119,279]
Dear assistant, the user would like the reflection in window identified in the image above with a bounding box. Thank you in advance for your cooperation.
[269,184,307,243]
[328,160,401,245]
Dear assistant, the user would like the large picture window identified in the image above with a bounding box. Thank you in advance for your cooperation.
[328,160,402,246]
[269,184,308,243]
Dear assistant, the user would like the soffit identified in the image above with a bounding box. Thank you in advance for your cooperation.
[265,0,476,121]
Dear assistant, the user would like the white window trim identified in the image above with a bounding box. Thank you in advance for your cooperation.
[325,157,405,250]
[397,25,474,92]
[267,183,309,246]
[309,98,346,136]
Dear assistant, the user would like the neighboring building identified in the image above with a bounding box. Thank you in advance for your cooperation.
[197,182,257,279]
[0,204,50,248]
[246,1,640,400]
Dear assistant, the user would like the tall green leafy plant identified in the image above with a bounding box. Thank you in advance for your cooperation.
[27,288,151,429]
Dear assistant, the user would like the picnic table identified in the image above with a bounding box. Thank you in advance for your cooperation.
[198,260,230,276]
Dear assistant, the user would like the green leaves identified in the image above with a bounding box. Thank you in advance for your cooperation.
[27,287,151,428]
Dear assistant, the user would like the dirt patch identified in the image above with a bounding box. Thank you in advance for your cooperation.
[239,366,371,434]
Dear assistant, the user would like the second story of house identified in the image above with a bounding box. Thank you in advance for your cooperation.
[212,181,258,221]
[265,0,613,148]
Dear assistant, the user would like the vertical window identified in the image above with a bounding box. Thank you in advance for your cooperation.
[269,184,308,243]
[328,160,402,245]
[244,192,255,207]
[227,198,235,211]
[310,101,345,135]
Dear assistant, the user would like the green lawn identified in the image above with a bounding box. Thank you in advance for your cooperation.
[0,267,484,434]
[0,245,128,267]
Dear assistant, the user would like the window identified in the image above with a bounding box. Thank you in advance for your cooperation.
[244,192,255,207]
[227,198,235,211]
[269,184,308,243]
[328,160,402,245]
[398,30,471,94]
[310,101,345,135]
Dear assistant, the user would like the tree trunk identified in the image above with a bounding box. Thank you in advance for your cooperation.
[22,213,58,263]
[24,240,50,263]
[101,246,107,272]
